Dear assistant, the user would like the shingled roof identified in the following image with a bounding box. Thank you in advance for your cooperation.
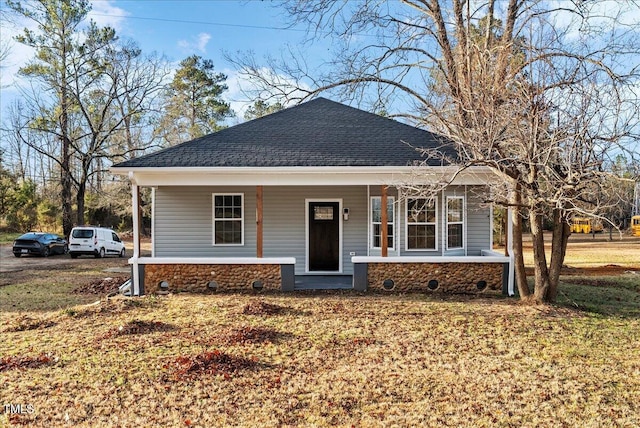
[113,98,454,168]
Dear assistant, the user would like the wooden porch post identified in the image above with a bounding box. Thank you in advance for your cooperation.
[381,185,388,257]
[256,186,263,258]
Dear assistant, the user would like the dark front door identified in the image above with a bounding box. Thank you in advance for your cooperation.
[308,202,340,271]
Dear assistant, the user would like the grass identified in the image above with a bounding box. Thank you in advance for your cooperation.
[521,232,640,268]
[1,237,639,427]
[557,274,640,318]
[0,232,21,244]
[0,264,119,313]
[1,280,639,427]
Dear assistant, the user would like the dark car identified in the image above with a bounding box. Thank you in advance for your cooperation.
[12,232,68,257]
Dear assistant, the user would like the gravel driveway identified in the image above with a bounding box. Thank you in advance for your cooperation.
[0,243,131,273]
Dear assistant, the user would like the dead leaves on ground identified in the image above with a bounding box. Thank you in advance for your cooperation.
[241,300,287,315]
[73,276,130,295]
[3,314,56,332]
[63,295,162,318]
[162,349,259,382]
[3,292,638,427]
[100,319,176,339]
[0,353,57,372]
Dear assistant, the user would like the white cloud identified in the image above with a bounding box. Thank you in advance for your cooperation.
[88,0,130,32]
[1,1,132,108]
[177,33,212,54]
[0,15,36,95]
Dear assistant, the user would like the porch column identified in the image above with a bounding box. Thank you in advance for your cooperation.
[506,206,515,296]
[256,185,263,258]
[130,172,141,296]
[381,185,388,257]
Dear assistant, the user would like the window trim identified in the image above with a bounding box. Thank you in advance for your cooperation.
[370,196,395,250]
[405,197,438,252]
[212,193,245,246]
[446,195,465,251]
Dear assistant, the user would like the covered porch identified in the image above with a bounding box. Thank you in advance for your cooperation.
[123,167,515,296]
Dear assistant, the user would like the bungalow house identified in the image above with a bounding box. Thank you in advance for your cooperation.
[111,98,514,296]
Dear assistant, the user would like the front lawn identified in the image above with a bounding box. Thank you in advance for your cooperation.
[2,274,639,427]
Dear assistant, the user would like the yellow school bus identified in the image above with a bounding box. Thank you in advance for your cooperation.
[632,216,640,237]
[571,217,603,234]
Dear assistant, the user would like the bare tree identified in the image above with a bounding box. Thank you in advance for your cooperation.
[229,0,640,302]
[7,0,99,236]
[6,1,170,230]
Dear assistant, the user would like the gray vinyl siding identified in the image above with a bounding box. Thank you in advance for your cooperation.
[262,186,368,275]
[154,186,256,257]
[153,184,491,270]
[466,186,491,256]
[154,185,368,275]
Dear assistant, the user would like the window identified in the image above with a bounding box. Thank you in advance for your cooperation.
[406,198,437,250]
[447,196,464,250]
[371,197,394,249]
[213,194,244,245]
[314,206,334,220]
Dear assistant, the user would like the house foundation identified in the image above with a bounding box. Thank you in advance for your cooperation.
[352,253,510,294]
[131,257,296,295]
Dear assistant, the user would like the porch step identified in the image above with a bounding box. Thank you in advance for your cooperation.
[294,275,353,290]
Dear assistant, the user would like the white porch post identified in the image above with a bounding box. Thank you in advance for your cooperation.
[507,206,515,296]
[130,172,141,296]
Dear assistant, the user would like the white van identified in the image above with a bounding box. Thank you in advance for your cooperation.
[69,226,126,259]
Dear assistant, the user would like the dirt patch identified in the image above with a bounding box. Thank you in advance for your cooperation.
[525,265,639,277]
[563,277,626,287]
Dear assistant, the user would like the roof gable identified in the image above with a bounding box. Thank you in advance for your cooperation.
[113,98,454,168]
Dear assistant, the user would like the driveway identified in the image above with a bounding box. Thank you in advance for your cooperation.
[0,243,131,273]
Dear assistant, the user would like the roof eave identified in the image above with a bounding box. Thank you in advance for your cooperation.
[111,165,498,187]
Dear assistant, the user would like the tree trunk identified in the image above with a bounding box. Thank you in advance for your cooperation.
[61,140,73,237]
[548,209,570,302]
[60,78,73,237]
[76,180,86,226]
[531,211,550,302]
[60,28,74,239]
[511,188,530,299]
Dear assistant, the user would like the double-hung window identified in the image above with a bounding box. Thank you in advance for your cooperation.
[406,198,437,250]
[371,196,394,249]
[446,196,464,250]
[213,194,244,245]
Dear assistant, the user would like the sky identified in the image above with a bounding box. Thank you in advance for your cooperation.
[2,1,639,124]
[0,0,329,120]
